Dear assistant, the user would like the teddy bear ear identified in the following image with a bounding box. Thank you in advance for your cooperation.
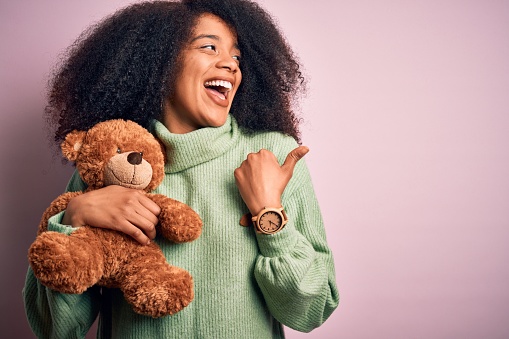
[61,130,87,161]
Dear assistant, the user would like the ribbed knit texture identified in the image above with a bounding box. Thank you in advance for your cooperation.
[23,115,339,338]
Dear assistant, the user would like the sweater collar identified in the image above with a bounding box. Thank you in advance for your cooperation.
[151,115,239,173]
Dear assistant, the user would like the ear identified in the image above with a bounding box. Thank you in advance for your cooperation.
[61,130,87,161]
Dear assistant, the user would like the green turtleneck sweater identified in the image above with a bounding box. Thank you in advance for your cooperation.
[23,116,339,338]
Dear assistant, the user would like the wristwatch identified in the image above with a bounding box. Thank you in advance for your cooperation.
[251,207,288,234]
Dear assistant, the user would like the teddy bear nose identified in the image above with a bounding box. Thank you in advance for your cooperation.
[127,152,143,165]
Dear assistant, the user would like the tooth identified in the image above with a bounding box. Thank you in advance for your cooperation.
[205,80,232,90]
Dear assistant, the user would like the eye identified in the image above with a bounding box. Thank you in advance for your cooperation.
[232,54,241,64]
[202,44,216,52]
[117,148,121,154]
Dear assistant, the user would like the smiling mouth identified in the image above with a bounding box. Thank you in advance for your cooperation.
[204,80,232,101]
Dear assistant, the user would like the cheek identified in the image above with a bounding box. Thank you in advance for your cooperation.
[181,68,204,98]
[173,62,198,96]
[173,78,199,107]
[233,72,242,97]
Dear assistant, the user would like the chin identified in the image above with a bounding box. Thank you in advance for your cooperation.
[206,114,229,127]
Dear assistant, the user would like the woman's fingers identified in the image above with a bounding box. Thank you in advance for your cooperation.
[125,199,160,241]
[117,219,153,245]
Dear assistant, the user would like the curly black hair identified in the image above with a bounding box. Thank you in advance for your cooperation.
[46,0,306,148]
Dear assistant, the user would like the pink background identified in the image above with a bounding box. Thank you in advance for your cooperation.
[1,0,508,338]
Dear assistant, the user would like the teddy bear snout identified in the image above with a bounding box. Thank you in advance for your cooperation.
[127,152,143,165]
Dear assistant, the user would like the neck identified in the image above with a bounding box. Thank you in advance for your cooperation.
[151,115,239,173]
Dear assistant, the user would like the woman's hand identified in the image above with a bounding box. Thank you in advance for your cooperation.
[62,185,161,245]
[234,146,309,215]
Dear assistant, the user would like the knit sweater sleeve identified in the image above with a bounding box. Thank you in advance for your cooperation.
[253,137,340,333]
[22,171,101,339]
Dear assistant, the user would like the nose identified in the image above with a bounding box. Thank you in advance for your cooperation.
[216,55,239,73]
[127,152,143,165]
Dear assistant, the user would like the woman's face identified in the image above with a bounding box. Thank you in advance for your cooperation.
[163,13,242,134]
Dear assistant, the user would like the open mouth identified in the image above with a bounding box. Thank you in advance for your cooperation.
[204,80,232,101]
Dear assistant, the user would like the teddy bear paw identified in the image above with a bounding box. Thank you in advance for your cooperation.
[124,266,194,318]
[28,231,104,293]
[159,213,203,243]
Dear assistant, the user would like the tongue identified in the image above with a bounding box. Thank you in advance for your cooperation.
[206,87,226,100]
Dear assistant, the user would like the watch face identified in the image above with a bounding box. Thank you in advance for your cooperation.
[258,211,283,234]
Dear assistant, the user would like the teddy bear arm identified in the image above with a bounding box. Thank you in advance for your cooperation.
[117,242,194,317]
[38,191,84,235]
[147,193,203,243]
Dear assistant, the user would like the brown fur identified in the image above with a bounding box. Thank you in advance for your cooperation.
[28,119,202,318]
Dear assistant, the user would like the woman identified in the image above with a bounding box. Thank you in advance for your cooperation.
[23,0,339,338]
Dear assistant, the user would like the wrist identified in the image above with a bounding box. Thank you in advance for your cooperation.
[251,206,288,235]
[249,200,282,216]
[63,198,84,227]
[61,211,71,226]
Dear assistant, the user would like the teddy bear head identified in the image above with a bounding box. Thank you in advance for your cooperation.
[61,119,166,191]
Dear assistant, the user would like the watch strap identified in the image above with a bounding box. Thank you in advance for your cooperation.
[239,213,253,227]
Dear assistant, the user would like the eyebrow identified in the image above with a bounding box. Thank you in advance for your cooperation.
[191,34,220,42]
[190,34,240,50]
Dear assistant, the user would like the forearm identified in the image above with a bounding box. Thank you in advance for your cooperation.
[252,163,339,332]
[253,216,338,332]
[24,172,98,338]
[23,267,101,339]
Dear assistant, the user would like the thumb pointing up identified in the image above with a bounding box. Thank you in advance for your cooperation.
[282,145,309,173]
[234,145,310,215]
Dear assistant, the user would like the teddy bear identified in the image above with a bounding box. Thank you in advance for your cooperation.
[28,119,203,318]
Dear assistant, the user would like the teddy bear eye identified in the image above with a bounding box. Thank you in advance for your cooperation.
[117,148,121,154]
